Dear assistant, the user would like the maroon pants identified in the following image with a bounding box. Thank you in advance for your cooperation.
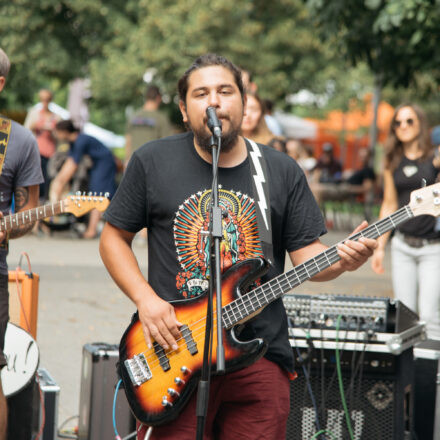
[137,357,290,440]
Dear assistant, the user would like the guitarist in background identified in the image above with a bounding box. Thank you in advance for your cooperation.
[0,47,44,440]
[100,54,377,439]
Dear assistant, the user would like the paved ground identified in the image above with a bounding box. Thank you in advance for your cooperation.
[7,226,392,438]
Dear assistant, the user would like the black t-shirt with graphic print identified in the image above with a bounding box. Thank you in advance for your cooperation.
[393,155,440,239]
[104,131,326,372]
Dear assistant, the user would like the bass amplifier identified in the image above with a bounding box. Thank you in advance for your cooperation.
[78,343,135,440]
[286,346,414,440]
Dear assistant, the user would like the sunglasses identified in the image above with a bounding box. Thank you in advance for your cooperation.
[393,118,415,128]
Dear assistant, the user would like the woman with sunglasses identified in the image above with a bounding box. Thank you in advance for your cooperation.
[371,103,440,339]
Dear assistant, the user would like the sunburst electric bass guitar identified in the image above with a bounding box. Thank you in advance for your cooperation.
[119,183,440,426]
[0,192,110,233]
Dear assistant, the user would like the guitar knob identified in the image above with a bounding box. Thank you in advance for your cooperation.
[180,366,191,375]
[174,377,185,386]
[168,388,180,398]
[162,396,173,407]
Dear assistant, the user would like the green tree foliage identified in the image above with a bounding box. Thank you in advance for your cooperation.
[88,0,339,127]
[306,0,440,88]
[0,1,131,108]
[0,0,383,132]
[1,0,341,131]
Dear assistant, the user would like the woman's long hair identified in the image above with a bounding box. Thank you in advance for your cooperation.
[242,92,274,145]
[384,103,432,171]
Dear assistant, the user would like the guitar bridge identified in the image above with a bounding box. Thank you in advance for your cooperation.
[125,353,152,386]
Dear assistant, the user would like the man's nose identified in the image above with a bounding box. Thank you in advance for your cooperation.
[207,91,220,107]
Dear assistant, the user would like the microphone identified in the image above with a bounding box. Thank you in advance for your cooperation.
[206,107,222,138]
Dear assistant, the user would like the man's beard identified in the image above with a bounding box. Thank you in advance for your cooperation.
[188,115,241,154]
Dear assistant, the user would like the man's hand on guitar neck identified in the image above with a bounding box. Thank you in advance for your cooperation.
[336,221,377,272]
[136,289,183,351]
[290,221,377,282]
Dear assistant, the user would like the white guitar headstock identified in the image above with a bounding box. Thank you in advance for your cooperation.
[409,183,440,217]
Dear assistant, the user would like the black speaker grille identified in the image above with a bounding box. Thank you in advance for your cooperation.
[287,374,397,440]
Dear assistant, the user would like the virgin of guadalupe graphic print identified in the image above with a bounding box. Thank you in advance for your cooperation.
[174,187,264,298]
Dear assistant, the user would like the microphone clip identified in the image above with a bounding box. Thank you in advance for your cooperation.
[206,106,222,138]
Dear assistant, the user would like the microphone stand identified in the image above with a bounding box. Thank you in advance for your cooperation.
[195,133,225,440]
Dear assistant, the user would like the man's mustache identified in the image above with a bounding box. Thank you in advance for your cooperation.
[203,112,229,125]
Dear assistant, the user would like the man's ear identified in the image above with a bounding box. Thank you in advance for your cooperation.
[179,100,188,124]
[0,76,6,93]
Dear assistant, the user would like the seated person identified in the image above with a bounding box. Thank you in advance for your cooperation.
[313,142,342,184]
[346,148,376,193]
[51,119,117,238]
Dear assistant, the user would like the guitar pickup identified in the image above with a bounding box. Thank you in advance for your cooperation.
[181,324,198,355]
[125,353,152,386]
[154,342,171,372]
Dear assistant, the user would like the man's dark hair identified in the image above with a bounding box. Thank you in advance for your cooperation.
[177,53,244,105]
[55,119,79,133]
[145,85,161,102]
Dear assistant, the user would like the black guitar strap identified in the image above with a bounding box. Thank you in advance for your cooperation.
[245,138,274,266]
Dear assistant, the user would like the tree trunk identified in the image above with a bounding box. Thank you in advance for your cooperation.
[369,73,382,153]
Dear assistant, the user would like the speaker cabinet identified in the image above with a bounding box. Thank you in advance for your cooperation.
[78,343,135,440]
[287,347,414,440]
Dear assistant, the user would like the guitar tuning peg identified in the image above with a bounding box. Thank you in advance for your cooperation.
[421,178,427,188]
[88,191,92,196]
[104,192,110,198]
[94,192,97,196]
[76,191,81,196]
